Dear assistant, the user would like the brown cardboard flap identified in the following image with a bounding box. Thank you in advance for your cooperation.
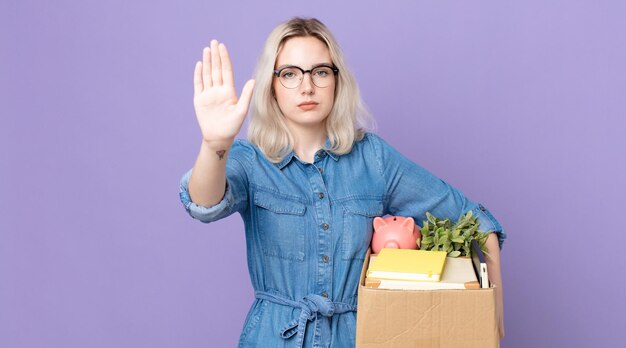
[464,281,480,289]
[364,278,382,288]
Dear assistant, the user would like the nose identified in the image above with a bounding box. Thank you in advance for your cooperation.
[300,72,314,94]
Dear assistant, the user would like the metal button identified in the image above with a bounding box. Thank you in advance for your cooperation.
[317,150,325,158]
[322,223,329,230]
[322,291,328,298]
[318,167,324,174]
[318,192,324,199]
[323,255,329,263]
[479,204,486,212]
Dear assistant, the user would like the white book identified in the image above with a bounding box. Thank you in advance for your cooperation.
[471,239,490,289]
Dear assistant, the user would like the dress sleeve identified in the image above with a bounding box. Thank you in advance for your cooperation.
[178,141,251,223]
[369,134,506,249]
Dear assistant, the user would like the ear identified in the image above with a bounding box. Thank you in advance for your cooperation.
[373,217,386,231]
[401,217,415,232]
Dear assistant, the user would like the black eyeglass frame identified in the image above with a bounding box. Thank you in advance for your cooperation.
[273,64,339,89]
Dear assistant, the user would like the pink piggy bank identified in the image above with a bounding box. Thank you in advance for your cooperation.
[371,216,421,254]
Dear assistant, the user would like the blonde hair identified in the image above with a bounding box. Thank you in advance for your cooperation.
[247,17,375,163]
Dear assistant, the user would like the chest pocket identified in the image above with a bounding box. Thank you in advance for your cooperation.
[254,190,307,262]
[341,199,383,261]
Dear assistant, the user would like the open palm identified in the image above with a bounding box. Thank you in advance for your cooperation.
[193,40,255,143]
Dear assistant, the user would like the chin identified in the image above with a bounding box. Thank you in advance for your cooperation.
[302,117,329,128]
[286,111,329,127]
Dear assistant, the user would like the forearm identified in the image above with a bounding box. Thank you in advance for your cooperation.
[484,232,505,338]
[188,139,233,207]
[485,233,502,287]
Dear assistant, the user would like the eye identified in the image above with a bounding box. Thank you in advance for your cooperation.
[313,68,331,77]
[280,68,299,79]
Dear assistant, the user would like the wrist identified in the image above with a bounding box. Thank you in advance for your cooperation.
[201,138,234,151]
[199,139,234,162]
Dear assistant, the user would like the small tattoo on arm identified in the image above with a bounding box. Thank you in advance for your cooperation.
[216,150,226,160]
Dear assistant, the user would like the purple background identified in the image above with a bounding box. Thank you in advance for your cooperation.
[2,1,625,347]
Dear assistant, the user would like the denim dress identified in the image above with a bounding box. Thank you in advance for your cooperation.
[179,132,506,348]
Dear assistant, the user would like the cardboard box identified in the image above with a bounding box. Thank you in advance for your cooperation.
[356,249,499,348]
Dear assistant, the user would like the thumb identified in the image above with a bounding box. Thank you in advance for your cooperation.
[236,79,256,115]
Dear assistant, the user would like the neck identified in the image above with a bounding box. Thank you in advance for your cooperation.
[287,123,327,163]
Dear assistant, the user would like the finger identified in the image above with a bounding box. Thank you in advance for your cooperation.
[235,79,255,116]
[210,39,223,86]
[202,47,212,88]
[193,61,203,96]
[219,43,234,87]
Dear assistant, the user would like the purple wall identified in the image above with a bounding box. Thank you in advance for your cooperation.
[2,1,625,347]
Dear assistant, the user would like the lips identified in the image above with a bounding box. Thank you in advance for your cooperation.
[298,101,319,111]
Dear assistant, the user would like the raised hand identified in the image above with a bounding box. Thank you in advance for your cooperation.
[193,40,255,145]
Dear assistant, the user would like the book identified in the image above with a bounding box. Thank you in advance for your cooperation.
[366,248,447,282]
[365,255,480,290]
[471,239,490,289]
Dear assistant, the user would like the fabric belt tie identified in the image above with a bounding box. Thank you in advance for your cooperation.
[255,290,356,348]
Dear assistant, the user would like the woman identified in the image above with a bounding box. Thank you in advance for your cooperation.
[179,17,506,347]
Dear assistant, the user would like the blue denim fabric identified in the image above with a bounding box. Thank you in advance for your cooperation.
[179,132,506,348]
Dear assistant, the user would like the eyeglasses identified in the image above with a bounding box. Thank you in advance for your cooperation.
[273,64,339,89]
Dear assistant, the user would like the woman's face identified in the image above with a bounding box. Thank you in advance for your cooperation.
[273,36,336,133]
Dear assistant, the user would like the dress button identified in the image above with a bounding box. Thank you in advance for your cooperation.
[318,167,323,174]
[317,150,325,158]
[322,223,329,230]
[318,192,324,199]
[323,255,329,263]
[479,204,486,211]
[322,291,328,298]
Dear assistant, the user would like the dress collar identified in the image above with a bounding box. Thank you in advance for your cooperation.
[276,152,296,169]
[275,138,338,169]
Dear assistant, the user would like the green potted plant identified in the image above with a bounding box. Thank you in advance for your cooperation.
[419,211,491,257]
